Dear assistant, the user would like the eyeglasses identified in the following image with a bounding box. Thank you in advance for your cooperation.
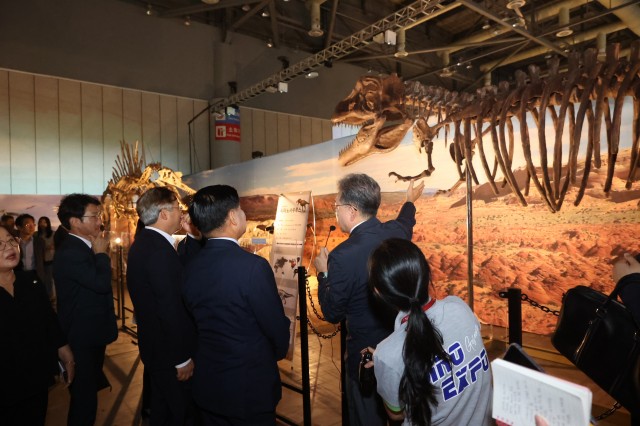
[0,238,19,251]
[334,203,357,211]
[82,214,103,221]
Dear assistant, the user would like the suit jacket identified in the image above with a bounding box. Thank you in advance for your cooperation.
[53,234,117,348]
[182,239,291,418]
[318,201,416,378]
[127,228,198,371]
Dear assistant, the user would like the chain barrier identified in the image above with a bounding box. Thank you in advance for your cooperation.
[295,275,341,339]
[501,291,622,420]
[520,293,560,316]
[594,402,622,421]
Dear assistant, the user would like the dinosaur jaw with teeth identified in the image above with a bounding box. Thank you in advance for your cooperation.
[336,116,413,166]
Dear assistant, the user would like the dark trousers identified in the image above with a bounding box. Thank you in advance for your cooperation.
[149,368,199,426]
[67,345,109,426]
[346,375,388,426]
[200,409,275,426]
[0,391,48,426]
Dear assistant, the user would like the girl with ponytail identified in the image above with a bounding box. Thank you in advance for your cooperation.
[367,238,492,425]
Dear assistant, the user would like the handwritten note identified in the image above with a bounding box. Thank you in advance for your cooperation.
[491,358,592,426]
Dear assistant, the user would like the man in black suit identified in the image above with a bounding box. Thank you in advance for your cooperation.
[183,185,290,426]
[54,194,118,426]
[313,173,424,426]
[127,187,200,426]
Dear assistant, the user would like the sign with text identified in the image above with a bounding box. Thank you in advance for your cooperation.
[270,191,311,360]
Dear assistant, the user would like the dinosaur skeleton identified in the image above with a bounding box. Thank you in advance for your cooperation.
[103,141,196,235]
[332,42,640,212]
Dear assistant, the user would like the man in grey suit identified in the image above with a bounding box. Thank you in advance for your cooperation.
[314,173,424,426]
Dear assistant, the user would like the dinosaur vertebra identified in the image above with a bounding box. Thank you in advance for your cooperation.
[332,42,640,212]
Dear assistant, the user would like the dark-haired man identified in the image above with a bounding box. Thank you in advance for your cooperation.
[183,184,290,426]
[53,194,117,426]
[15,214,44,280]
[313,173,424,426]
[127,187,200,425]
[1,213,18,237]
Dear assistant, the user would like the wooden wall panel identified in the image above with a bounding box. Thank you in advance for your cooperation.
[300,117,312,147]
[58,80,83,194]
[311,118,322,145]
[141,92,161,164]
[240,107,253,162]
[123,90,142,147]
[81,83,103,195]
[160,95,178,170]
[34,76,60,194]
[251,110,266,157]
[9,73,36,194]
[0,71,11,194]
[264,111,278,156]
[102,86,123,186]
[288,115,301,150]
[322,120,332,143]
[277,113,289,153]
[176,98,193,174]
[192,100,209,173]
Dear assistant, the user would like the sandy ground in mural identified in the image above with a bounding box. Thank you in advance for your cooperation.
[240,148,640,336]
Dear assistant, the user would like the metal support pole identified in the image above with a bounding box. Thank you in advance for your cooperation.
[465,163,474,312]
[506,287,522,346]
[297,266,312,426]
[340,319,349,426]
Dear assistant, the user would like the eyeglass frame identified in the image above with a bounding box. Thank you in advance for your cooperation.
[0,238,20,251]
[333,203,358,211]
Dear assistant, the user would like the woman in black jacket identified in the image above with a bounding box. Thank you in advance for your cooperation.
[0,226,75,425]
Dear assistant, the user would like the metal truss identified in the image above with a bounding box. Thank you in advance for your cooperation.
[210,0,448,112]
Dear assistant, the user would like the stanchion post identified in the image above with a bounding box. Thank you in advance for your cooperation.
[297,266,312,426]
[507,287,522,346]
[118,245,125,328]
[340,319,349,426]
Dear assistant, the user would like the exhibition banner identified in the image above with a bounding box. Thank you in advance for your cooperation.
[270,191,311,360]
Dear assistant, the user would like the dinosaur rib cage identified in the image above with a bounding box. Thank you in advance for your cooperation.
[398,42,640,213]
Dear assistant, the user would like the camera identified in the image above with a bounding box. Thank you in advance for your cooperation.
[359,349,375,396]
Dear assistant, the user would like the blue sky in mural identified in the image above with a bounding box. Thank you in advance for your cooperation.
[186,99,635,197]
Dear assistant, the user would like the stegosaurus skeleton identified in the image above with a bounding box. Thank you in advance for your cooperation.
[332,42,640,213]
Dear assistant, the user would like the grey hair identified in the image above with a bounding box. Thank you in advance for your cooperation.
[337,173,381,218]
[136,187,177,226]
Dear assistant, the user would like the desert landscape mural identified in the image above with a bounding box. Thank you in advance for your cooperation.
[237,147,639,336]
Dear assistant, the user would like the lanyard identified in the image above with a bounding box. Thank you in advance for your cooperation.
[400,298,436,325]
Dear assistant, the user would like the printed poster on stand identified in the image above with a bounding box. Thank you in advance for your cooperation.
[270,191,311,360]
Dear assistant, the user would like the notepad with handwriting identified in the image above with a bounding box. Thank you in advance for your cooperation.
[491,358,592,426]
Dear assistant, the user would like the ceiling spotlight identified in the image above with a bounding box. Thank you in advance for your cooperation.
[241,4,251,11]
[556,7,573,38]
[305,71,319,79]
[266,38,273,48]
[201,0,220,3]
[184,15,191,26]
[482,20,491,30]
[145,4,152,16]
[261,9,270,18]
[466,64,473,70]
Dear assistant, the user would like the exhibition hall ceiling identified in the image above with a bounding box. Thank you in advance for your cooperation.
[120,0,639,91]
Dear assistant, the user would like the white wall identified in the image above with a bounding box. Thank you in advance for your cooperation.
[0,69,209,195]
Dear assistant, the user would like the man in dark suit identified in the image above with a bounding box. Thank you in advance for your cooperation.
[127,187,200,426]
[54,194,118,426]
[313,173,424,426]
[183,185,290,426]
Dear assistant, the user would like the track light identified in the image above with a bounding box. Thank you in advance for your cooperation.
[305,71,319,79]
[145,4,152,16]
[261,9,270,18]
[241,4,251,11]
[184,15,191,26]
[266,38,273,48]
